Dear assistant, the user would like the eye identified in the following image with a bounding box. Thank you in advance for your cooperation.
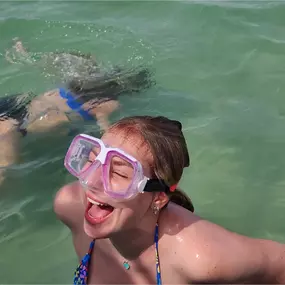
[111,169,129,179]
[114,171,128,179]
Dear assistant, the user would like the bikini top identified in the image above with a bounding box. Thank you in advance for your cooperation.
[59,88,94,121]
[73,223,162,285]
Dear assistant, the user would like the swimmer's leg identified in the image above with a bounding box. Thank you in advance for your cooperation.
[14,40,28,55]
[0,119,21,186]
[5,39,31,64]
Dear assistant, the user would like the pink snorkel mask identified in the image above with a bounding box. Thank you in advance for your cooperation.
[64,134,175,200]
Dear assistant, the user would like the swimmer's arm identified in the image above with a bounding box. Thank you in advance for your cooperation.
[84,99,120,132]
[177,219,285,283]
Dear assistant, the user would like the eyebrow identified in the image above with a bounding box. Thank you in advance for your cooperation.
[112,158,133,168]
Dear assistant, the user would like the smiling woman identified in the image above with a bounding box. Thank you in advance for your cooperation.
[54,115,285,284]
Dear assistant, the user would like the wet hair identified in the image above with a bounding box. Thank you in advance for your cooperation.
[53,50,94,60]
[109,115,194,212]
[66,66,154,106]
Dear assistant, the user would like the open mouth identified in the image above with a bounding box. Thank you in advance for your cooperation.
[85,197,114,225]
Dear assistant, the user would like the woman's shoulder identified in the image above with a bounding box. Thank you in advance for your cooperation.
[161,203,251,282]
[54,181,94,259]
[160,202,201,230]
[53,181,85,231]
[162,202,239,251]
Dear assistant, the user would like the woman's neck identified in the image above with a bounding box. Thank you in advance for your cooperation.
[108,214,159,261]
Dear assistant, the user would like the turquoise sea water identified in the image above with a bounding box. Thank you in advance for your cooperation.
[1,1,285,283]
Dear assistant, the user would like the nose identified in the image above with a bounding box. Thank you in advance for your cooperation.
[79,161,104,191]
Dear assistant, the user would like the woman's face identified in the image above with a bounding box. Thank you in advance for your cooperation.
[82,130,156,239]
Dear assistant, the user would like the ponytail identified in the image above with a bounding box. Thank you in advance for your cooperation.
[168,188,194,212]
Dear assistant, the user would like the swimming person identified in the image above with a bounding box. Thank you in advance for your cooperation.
[54,115,285,284]
[0,67,154,185]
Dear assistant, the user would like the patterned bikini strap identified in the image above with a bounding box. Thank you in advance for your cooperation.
[88,240,95,255]
[84,239,95,266]
[73,240,95,285]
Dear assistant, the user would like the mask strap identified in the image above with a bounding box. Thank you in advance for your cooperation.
[143,179,168,193]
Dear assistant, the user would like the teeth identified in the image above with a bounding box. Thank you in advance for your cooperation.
[87,197,105,206]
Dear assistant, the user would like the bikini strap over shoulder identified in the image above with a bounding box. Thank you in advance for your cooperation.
[73,240,95,285]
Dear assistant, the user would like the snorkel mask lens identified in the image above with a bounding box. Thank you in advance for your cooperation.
[64,135,101,177]
[64,134,147,200]
[81,150,138,200]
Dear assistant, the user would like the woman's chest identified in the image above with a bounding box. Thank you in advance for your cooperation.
[86,243,186,284]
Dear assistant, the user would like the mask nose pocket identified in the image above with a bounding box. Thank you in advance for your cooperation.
[80,160,104,190]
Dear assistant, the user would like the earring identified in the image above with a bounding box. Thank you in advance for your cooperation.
[152,204,160,215]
